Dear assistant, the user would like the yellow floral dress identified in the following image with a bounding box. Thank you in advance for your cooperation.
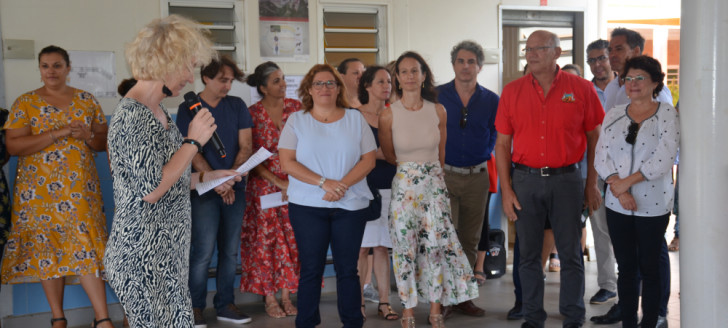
[1,89,107,284]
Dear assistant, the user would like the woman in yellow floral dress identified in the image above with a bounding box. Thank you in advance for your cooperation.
[1,46,114,328]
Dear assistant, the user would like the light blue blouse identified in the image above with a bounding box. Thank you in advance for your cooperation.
[279,109,376,210]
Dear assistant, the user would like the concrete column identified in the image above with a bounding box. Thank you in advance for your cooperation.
[597,0,608,39]
[680,0,728,326]
[651,27,668,71]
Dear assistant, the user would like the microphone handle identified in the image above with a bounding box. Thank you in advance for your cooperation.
[209,130,227,158]
[189,105,227,158]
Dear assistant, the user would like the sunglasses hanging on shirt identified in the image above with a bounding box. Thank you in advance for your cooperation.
[460,106,468,128]
[625,122,640,145]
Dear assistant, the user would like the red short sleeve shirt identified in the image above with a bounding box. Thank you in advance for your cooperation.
[495,69,604,168]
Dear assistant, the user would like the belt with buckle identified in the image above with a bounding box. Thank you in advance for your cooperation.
[444,161,488,175]
[513,163,577,177]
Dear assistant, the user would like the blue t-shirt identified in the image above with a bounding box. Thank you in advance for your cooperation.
[278,109,376,210]
[176,95,253,189]
[437,80,499,167]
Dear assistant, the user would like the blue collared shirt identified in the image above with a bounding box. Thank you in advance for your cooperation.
[437,80,499,167]
[593,81,608,108]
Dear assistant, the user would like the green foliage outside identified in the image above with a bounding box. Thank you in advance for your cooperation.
[668,84,679,107]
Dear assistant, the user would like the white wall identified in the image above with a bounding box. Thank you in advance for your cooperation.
[1,0,597,114]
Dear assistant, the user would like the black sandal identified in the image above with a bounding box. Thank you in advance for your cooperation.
[50,317,67,327]
[378,302,399,320]
[93,318,112,328]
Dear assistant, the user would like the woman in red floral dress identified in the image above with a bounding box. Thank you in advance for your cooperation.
[241,61,302,318]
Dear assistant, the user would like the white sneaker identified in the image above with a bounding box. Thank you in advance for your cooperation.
[362,284,380,303]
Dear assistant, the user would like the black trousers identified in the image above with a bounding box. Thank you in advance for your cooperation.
[606,208,669,328]
[512,169,585,327]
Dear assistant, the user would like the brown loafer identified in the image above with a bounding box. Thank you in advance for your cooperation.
[453,300,485,317]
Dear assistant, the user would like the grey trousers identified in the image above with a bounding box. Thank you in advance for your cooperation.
[512,168,585,327]
[588,179,618,293]
[444,167,490,267]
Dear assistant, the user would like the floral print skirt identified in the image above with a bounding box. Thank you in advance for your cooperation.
[389,161,479,308]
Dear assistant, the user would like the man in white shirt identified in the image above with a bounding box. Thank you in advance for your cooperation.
[603,28,673,112]
[583,39,619,306]
[591,28,671,328]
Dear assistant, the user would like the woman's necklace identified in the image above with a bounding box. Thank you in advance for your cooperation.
[360,108,380,117]
[312,110,332,122]
[402,99,423,111]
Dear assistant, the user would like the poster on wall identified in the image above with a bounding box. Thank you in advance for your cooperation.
[259,0,309,62]
[67,51,116,98]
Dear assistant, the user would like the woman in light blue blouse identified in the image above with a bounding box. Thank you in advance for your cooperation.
[279,63,376,328]
[595,56,679,328]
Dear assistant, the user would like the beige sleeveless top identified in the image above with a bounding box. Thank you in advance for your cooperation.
[391,99,440,162]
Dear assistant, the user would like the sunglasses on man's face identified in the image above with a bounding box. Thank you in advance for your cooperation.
[625,122,639,145]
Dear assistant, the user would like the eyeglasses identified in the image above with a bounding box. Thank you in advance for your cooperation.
[523,46,554,53]
[586,55,608,65]
[312,80,338,90]
[625,122,639,145]
[622,75,647,83]
[460,106,468,128]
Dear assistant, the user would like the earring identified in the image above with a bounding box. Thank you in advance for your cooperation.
[422,83,424,89]
[398,84,401,90]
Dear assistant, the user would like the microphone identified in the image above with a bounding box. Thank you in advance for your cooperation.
[183,91,226,158]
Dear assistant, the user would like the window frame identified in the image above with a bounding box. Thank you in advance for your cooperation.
[318,2,392,66]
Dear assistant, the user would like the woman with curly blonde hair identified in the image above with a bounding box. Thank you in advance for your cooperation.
[104,15,241,327]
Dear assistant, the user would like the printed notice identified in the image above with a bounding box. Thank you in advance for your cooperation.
[196,147,273,195]
[260,192,288,209]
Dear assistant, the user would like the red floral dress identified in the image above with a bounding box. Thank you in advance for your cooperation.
[240,98,301,295]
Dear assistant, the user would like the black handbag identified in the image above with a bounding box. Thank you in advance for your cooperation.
[484,229,507,279]
[362,179,382,221]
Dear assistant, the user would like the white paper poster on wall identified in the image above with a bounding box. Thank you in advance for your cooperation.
[259,0,310,62]
[248,75,303,104]
[67,51,116,98]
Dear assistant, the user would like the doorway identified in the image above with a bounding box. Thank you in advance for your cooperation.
[502,9,585,86]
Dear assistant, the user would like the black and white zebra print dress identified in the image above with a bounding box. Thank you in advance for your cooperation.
[105,97,193,327]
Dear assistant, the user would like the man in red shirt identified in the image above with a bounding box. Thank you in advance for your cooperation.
[495,30,604,328]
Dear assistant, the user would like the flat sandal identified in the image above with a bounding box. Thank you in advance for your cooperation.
[50,317,67,328]
[265,301,286,318]
[281,299,298,316]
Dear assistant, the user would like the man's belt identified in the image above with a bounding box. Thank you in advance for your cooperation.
[513,163,577,177]
[444,161,488,175]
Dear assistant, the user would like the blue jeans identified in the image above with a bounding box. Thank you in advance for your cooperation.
[188,188,246,311]
[288,203,367,328]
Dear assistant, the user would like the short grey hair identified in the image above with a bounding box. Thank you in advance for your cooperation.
[450,40,485,67]
[587,39,609,54]
[545,31,561,48]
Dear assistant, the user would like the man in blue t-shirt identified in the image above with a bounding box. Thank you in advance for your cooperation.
[437,40,499,319]
[176,55,253,327]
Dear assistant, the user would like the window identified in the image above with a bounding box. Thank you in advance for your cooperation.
[518,26,574,71]
[164,1,245,67]
[322,6,387,67]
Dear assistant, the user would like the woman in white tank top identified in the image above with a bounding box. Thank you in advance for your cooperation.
[379,52,479,328]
